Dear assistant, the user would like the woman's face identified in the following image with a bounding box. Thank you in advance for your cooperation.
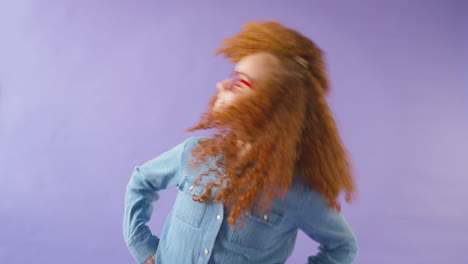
[213,52,277,112]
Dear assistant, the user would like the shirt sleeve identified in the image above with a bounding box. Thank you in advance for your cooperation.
[297,189,358,264]
[122,136,200,264]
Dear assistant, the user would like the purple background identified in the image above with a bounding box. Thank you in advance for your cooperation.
[1,1,467,263]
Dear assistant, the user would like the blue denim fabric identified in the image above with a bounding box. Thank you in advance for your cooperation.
[123,136,357,264]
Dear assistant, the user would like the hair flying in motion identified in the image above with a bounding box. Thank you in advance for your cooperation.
[186,21,356,228]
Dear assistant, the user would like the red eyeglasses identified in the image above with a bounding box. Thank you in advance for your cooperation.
[225,72,253,92]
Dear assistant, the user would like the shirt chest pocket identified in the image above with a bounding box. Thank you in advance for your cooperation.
[174,177,207,228]
[229,208,285,250]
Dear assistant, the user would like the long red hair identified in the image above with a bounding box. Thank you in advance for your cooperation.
[186,21,355,228]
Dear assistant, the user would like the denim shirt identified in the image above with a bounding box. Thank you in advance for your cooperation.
[123,136,358,264]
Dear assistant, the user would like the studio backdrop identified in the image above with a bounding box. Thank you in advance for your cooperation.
[0,1,467,263]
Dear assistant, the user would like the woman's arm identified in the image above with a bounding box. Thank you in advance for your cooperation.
[296,190,358,264]
[122,136,199,263]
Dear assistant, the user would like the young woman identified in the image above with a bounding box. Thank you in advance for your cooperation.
[123,21,358,264]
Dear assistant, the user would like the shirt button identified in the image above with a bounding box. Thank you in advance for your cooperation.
[204,249,209,254]
[216,214,221,220]
[188,185,194,190]
[263,214,269,220]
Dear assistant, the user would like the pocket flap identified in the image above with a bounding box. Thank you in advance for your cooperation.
[178,176,204,195]
[247,208,284,227]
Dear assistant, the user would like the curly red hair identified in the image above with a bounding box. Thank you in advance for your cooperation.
[186,21,356,228]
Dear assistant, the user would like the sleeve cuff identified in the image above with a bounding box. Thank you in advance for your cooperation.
[127,229,160,264]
